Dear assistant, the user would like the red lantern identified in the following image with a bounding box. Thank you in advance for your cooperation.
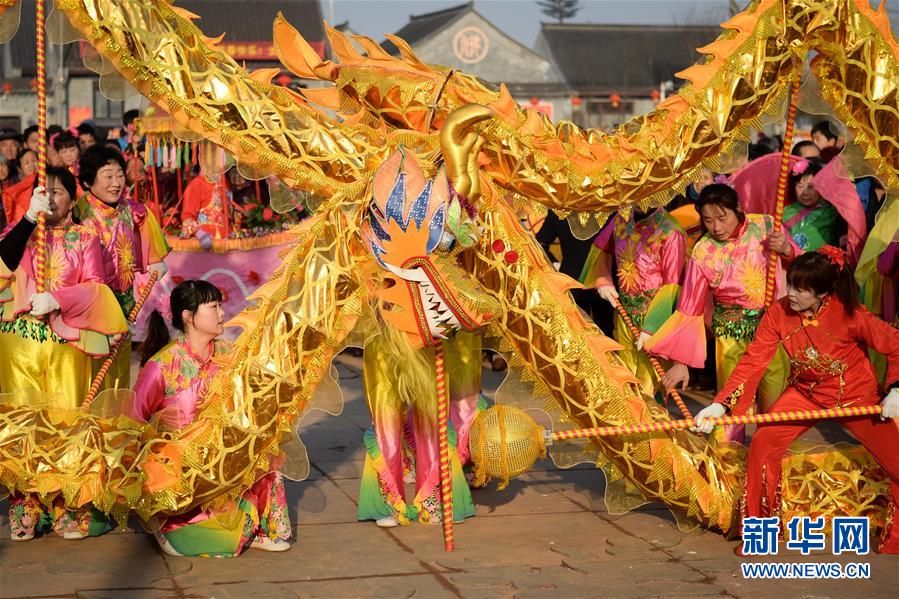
[2,81,12,95]
[29,78,38,92]
[276,74,293,87]
[530,96,539,106]
[571,96,582,107]
[609,93,621,108]
[650,89,661,102]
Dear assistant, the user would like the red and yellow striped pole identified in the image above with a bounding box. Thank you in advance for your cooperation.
[763,76,801,306]
[550,404,882,442]
[80,271,159,410]
[613,300,692,420]
[434,342,454,551]
[34,0,48,292]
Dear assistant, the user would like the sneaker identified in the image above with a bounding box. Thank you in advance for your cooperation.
[10,531,34,542]
[251,536,291,552]
[154,532,183,556]
[375,516,399,528]
[62,530,87,540]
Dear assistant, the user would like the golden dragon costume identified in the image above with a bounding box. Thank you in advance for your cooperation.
[0,0,896,536]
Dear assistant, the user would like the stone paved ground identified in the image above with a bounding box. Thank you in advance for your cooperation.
[0,354,896,598]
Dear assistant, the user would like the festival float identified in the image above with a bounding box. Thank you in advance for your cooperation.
[124,113,308,339]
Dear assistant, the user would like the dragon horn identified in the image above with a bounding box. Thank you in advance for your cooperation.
[440,104,492,203]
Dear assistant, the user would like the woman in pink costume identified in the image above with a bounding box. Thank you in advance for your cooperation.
[644,183,797,443]
[75,144,169,389]
[580,208,687,396]
[126,280,291,557]
[2,167,127,541]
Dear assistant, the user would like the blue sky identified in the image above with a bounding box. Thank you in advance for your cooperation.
[321,0,741,46]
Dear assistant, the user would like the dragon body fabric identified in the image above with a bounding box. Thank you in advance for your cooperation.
[0,0,896,535]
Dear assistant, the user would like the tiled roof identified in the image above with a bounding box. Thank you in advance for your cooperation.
[380,2,472,55]
[537,23,721,94]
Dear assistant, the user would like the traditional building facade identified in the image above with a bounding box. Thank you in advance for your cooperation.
[0,0,325,132]
[380,2,573,123]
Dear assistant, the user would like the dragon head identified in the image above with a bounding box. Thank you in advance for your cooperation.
[361,148,497,349]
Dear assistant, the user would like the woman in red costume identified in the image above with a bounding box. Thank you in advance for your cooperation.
[692,248,899,554]
[180,170,233,249]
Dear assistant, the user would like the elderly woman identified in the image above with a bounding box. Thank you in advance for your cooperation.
[75,145,169,389]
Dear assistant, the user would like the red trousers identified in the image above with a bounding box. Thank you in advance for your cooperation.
[745,387,899,551]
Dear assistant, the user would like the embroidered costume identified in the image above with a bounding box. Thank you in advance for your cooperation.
[180,174,231,239]
[876,240,898,327]
[644,214,794,443]
[782,200,843,252]
[580,209,686,394]
[357,332,479,525]
[75,192,169,388]
[714,297,899,552]
[0,219,127,403]
[126,337,291,557]
[1,217,127,541]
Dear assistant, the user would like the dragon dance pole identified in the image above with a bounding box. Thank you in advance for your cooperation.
[613,300,692,420]
[34,0,48,292]
[434,343,455,551]
[764,76,801,305]
[550,404,883,442]
[80,271,160,410]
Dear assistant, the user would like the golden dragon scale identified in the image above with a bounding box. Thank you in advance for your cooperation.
[0,0,894,533]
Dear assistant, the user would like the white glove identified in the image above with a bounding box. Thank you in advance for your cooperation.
[596,285,619,305]
[691,403,727,434]
[635,331,651,351]
[195,229,213,251]
[148,262,168,278]
[29,292,60,316]
[26,186,51,223]
[881,388,899,420]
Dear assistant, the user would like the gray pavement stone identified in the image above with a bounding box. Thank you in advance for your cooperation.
[0,533,178,598]
[283,574,458,599]
[521,469,607,512]
[169,522,430,590]
[286,477,361,526]
[306,459,365,482]
[446,561,724,599]
[384,512,644,569]
[468,478,587,518]
[75,590,177,599]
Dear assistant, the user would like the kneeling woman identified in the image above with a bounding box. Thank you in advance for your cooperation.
[126,280,291,556]
[692,248,899,553]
